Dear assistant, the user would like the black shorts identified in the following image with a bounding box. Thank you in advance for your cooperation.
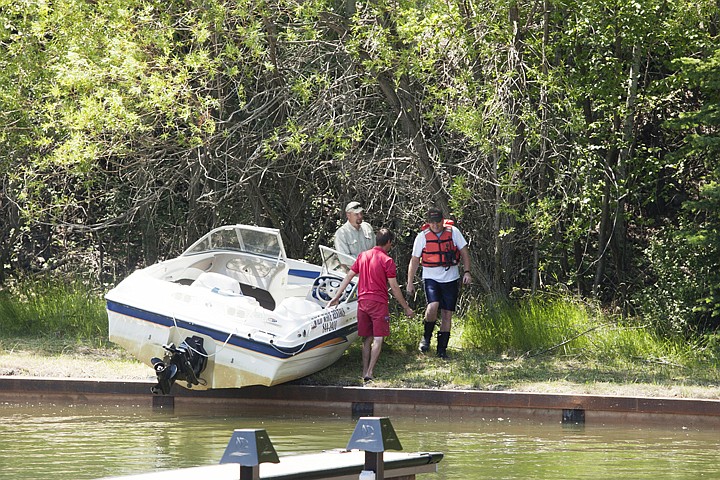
[423,278,460,311]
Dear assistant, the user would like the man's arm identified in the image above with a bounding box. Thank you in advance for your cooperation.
[388,277,414,317]
[328,270,357,306]
[406,256,420,294]
[459,245,471,285]
[362,223,375,252]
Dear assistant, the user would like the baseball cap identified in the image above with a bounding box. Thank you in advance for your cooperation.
[426,207,443,222]
[345,201,364,213]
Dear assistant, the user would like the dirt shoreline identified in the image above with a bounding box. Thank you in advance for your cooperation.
[0,349,154,382]
[2,347,720,400]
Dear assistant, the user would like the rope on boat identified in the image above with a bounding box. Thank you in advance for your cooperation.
[269,338,308,356]
[171,314,234,358]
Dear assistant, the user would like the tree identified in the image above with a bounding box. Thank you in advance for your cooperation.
[642,46,720,332]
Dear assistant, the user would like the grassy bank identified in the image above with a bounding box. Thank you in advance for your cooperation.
[1,279,719,398]
[311,294,720,397]
[0,277,108,340]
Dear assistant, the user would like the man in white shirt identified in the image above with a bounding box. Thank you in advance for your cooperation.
[407,207,471,358]
[333,201,375,257]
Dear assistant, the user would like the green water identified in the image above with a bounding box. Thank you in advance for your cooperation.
[0,403,718,479]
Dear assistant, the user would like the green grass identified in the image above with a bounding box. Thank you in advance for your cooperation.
[308,292,720,394]
[460,294,595,356]
[310,335,720,394]
[2,277,719,396]
[0,277,108,341]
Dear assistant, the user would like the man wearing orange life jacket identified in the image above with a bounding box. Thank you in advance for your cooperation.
[407,207,471,358]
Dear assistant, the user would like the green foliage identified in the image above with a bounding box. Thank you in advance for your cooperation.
[590,323,681,363]
[458,293,700,375]
[638,46,720,332]
[1,0,720,340]
[385,312,424,353]
[638,182,720,333]
[634,224,705,334]
[0,277,107,339]
[682,183,720,319]
[448,176,471,221]
[461,294,594,355]
[314,291,716,390]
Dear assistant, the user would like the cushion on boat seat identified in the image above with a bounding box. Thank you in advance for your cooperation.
[191,272,243,295]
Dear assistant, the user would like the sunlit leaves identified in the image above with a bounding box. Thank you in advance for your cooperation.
[1,0,719,335]
[449,176,472,221]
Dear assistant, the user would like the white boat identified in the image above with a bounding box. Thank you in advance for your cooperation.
[106,224,358,394]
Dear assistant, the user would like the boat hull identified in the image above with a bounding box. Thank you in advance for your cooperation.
[107,299,358,390]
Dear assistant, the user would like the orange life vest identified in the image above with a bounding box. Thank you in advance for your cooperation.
[420,220,460,268]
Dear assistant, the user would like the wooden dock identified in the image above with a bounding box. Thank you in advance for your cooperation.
[101,450,443,480]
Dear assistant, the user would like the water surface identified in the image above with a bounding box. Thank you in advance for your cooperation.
[1,403,717,479]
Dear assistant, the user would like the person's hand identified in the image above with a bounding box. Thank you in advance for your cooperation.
[328,297,339,307]
[406,282,415,295]
[404,306,415,317]
[462,271,471,285]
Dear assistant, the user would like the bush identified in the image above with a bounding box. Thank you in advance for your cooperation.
[634,215,717,335]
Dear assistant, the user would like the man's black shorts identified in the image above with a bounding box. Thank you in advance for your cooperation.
[423,278,460,311]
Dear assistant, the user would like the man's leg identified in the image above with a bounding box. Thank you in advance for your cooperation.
[419,301,439,352]
[362,336,372,379]
[436,309,453,358]
[360,299,390,380]
[440,308,453,331]
[436,279,459,358]
[365,336,384,379]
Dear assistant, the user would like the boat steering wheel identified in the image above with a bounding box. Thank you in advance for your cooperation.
[312,275,350,306]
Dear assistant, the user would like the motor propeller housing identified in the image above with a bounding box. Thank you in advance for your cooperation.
[150,336,208,395]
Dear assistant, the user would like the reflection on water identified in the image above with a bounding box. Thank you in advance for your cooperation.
[1,402,718,479]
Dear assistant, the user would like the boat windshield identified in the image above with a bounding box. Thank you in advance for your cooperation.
[183,225,284,260]
[319,246,356,276]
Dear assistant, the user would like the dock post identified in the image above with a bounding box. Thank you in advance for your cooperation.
[346,417,403,480]
[219,428,280,480]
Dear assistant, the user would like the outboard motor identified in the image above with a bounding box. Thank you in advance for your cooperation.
[150,336,208,395]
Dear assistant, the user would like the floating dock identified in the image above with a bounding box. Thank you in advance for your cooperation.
[101,450,443,480]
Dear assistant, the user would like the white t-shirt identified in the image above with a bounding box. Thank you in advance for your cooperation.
[334,221,374,257]
[411,226,468,283]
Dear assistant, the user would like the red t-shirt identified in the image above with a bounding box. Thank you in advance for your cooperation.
[351,246,397,304]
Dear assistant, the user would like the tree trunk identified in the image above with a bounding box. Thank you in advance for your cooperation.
[0,187,21,283]
[376,72,449,213]
[532,0,552,293]
[612,43,641,313]
[492,148,506,294]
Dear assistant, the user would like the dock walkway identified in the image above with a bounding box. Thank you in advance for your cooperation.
[101,450,443,480]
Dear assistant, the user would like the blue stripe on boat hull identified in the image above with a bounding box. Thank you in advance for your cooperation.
[106,300,356,360]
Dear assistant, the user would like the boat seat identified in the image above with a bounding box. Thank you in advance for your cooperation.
[274,296,322,319]
[191,272,243,295]
[172,267,206,285]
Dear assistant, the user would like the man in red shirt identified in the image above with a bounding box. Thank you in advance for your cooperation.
[329,228,414,383]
